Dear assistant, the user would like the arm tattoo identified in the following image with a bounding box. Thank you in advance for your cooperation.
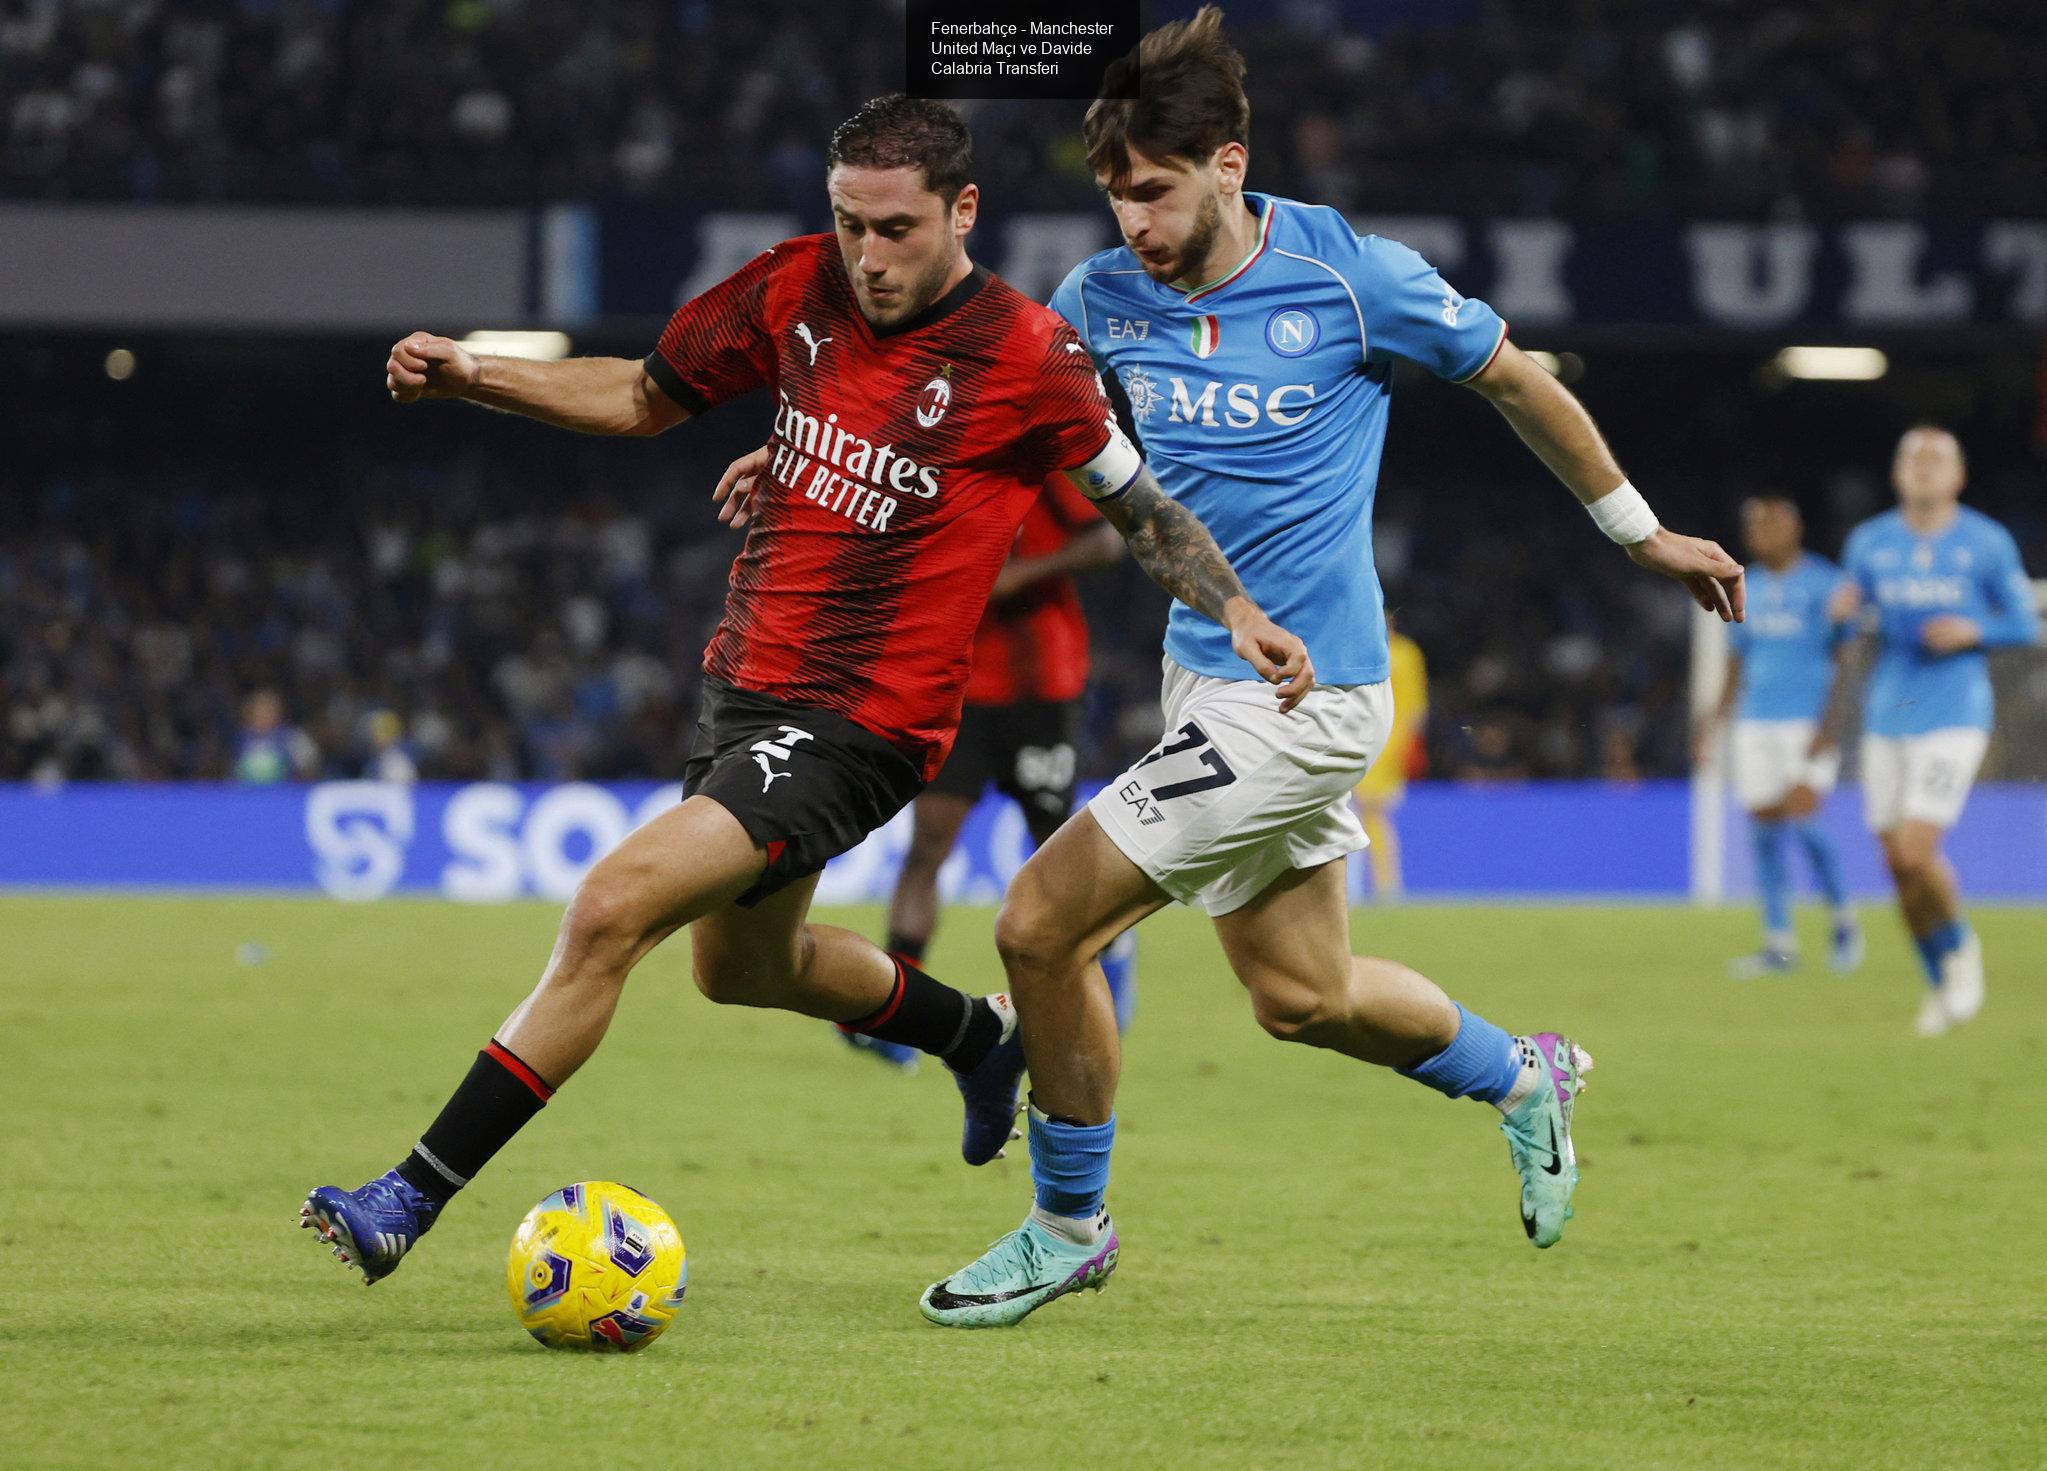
[1097,467,1248,624]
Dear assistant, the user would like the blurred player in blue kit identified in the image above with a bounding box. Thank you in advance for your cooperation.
[1695,497,1861,978]
[1833,426,2039,1035]
[919,7,1747,1326]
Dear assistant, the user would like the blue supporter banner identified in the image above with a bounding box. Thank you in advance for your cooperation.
[600,207,2047,332]
[2,781,2042,901]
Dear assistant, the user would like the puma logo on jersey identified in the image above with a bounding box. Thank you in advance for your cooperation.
[750,725,815,791]
[794,322,832,366]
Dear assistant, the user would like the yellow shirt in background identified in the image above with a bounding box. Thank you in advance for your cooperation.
[1356,631,1428,801]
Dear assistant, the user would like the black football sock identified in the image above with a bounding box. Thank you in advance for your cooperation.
[884,932,929,966]
[840,955,1003,1070]
[394,1041,556,1208]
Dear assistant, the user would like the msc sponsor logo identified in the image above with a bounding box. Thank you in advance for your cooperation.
[1166,377,1317,428]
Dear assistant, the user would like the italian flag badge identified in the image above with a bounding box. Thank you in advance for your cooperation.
[1190,314,1221,358]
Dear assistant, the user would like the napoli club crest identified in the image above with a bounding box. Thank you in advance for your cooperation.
[1266,308,1319,357]
[916,368,953,428]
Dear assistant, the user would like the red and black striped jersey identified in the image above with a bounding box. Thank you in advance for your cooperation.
[964,474,1102,708]
[645,235,1119,780]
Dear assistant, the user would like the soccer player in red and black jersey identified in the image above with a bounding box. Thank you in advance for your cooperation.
[300,95,1312,1286]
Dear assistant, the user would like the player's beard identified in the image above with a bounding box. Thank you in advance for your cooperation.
[1139,189,1224,286]
[853,246,962,329]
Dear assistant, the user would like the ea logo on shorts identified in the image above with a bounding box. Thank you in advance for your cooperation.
[1266,308,1319,357]
[916,373,952,428]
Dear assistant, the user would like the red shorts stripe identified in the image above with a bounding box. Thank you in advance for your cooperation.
[486,1040,555,1101]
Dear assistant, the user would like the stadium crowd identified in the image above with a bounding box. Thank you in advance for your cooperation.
[3,0,2042,218]
[2,420,1706,788]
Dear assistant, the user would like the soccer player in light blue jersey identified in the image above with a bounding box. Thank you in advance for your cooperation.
[919,7,1747,1327]
[1833,426,2040,1036]
[1696,497,1861,978]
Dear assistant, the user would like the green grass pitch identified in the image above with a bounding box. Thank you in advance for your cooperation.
[2,895,2042,1469]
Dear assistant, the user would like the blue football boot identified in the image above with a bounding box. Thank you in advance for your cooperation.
[299,1170,441,1284]
[835,1025,920,1072]
[950,993,1023,1165]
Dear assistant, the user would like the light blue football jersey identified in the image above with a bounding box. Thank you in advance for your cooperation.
[1841,506,2040,735]
[1050,193,1507,685]
[1726,552,1848,721]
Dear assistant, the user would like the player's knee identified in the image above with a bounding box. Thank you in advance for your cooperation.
[689,952,750,1005]
[560,875,655,967]
[690,929,805,1007]
[1248,979,1335,1045]
[1883,835,1935,883]
[993,884,1070,988]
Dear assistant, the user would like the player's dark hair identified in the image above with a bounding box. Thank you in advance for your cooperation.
[1085,5,1249,188]
[827,95,974,205]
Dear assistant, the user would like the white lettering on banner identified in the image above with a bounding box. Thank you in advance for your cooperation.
[521,783,633,901]
[997,214,1107,303]
[1841,222,1972,325]
[306,782,414,900]
[1485,220,1574,324]
[1685,223,1819,328]
[442,782,524,901]
[442,783,685,901]
[307,780,688,902]
[1347,215,1467,272]
[676,213,797,303]
[1983,222,2047,323]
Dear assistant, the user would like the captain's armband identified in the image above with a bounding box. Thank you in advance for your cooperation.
[1062,420,1144,503]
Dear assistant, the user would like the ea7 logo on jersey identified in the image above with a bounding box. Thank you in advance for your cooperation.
[750,725,814,791]
[916,369,952,428]
[1116,779,1165,826]
[1168,377,1317,428]
[1107,317,1150,340]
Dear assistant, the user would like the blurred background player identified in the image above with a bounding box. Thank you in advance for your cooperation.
[1833,426,2041,1035]
[1695,496,1860,978]
[1351,609,1426,899]
[842,473,1136,1067]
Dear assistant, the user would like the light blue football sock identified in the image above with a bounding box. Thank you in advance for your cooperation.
[1793,821,1849,911]
[1914,918,1969,986]
[1752,820,1792,943]
[1028,1106,1114,1219]
[1397,1003,1521,1104]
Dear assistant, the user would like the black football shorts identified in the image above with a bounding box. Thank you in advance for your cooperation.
[926,698,1081,847]
[682,679,924,907]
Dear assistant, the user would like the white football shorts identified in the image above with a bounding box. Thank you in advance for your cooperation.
[1087,656,1392,917]
[1730,718,1840,811]
[1860,728,1990,832]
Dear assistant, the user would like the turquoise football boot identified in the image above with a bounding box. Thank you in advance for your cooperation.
[919,1215,1118,1328]
[1500,1032,1592,1248]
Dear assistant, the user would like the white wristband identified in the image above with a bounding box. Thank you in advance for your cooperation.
[1586,480,1659,545]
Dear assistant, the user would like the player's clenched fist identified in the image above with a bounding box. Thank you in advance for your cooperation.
[386,332,481,403]
[1223,598,1316,713]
